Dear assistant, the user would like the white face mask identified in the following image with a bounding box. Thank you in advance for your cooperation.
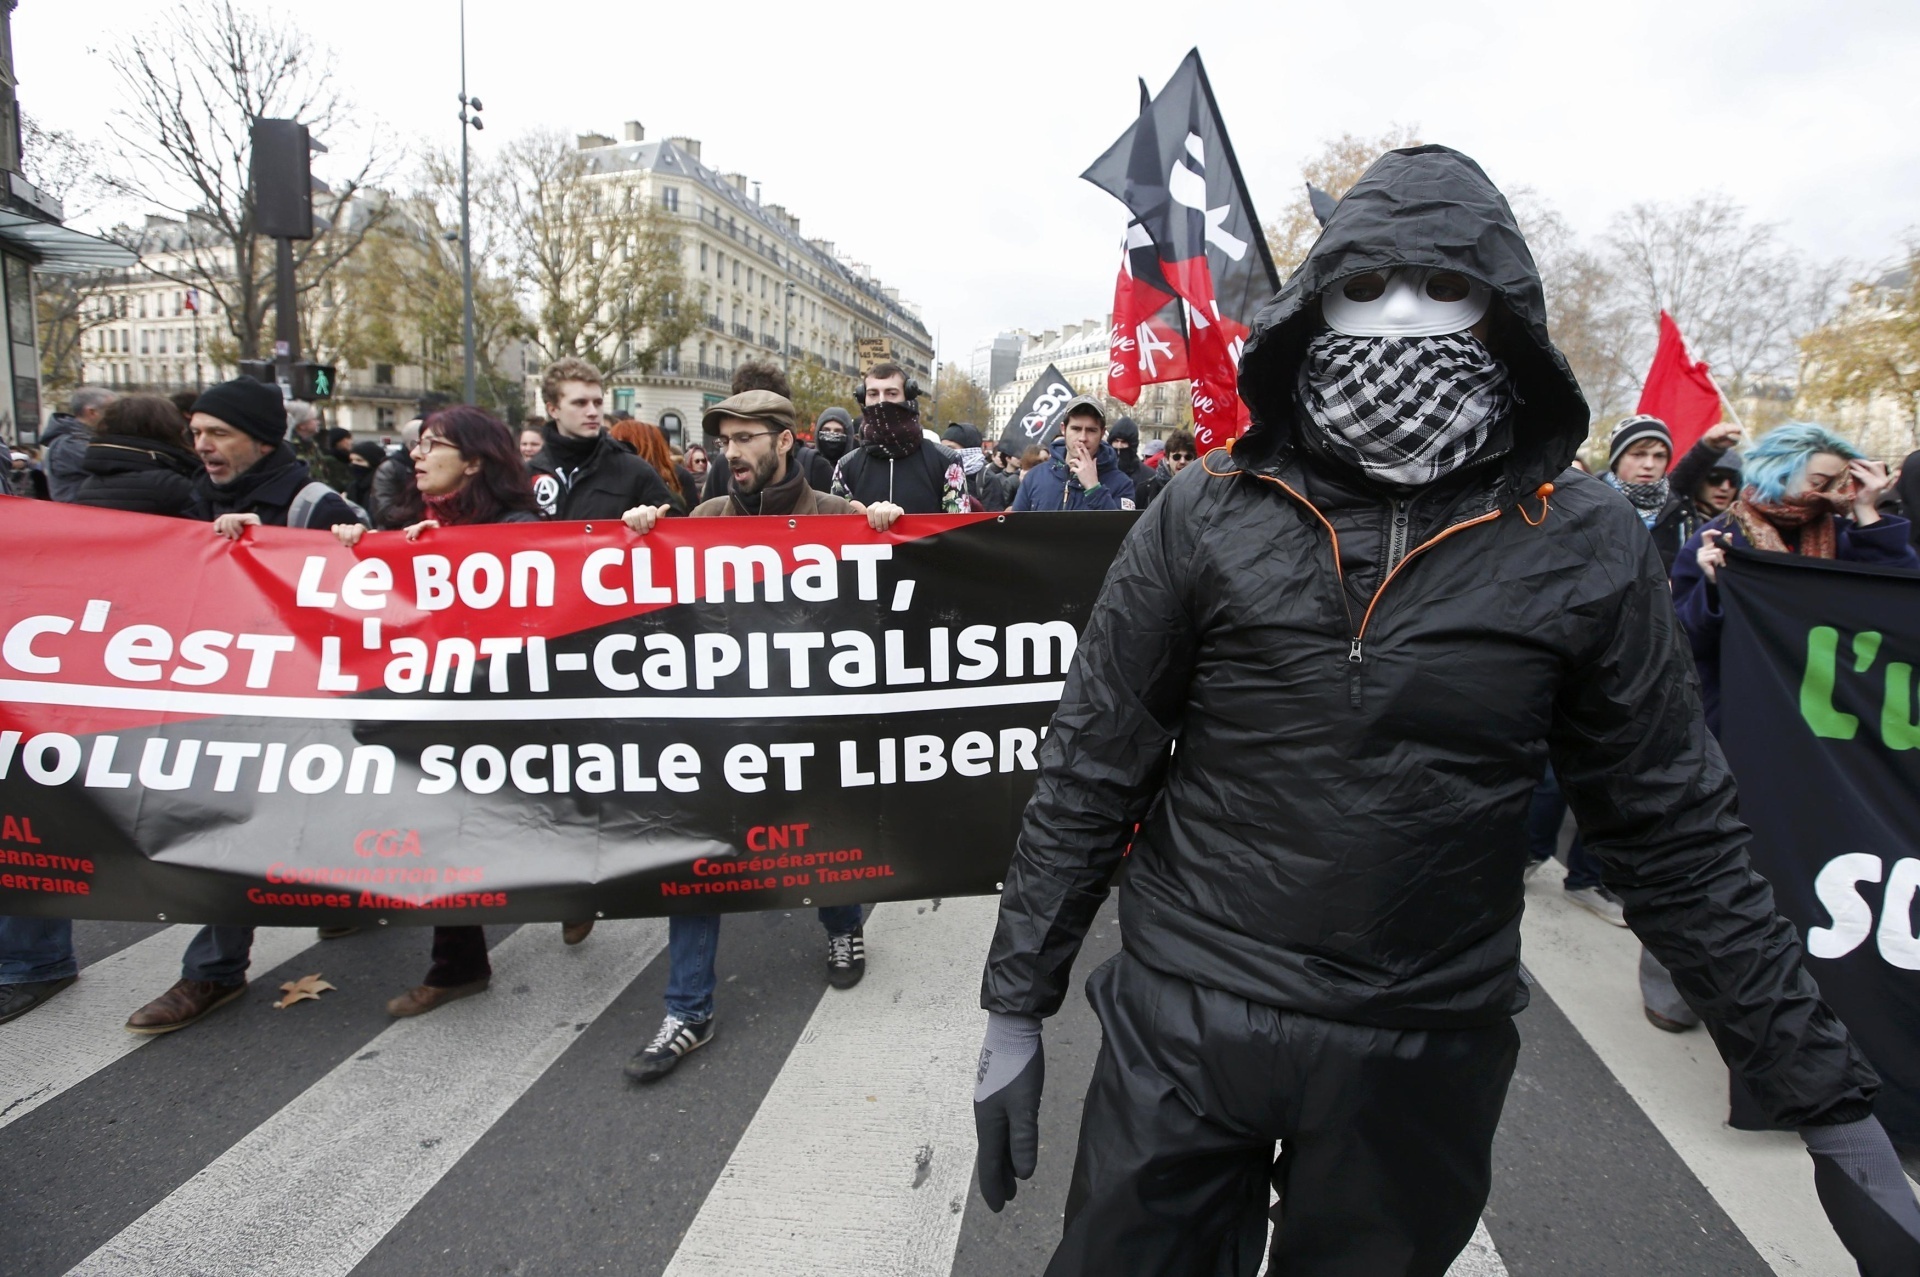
[1321,266,1492,338]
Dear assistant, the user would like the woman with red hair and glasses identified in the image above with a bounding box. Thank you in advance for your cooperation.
[332,406,559,1017]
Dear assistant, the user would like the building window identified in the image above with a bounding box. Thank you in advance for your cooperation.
[377,407,396,432]
[659,410,683,447]
[701,244,709,271]
[374,363,393,385]
[662,346,681,373]
[141,330,150,354]
[662,186,679,212]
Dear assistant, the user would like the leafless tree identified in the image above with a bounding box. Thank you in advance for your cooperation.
[1604,194,1841,410]
[21,114,120,393]
[98,0,391,360]
[1263,126,1424,279]
[490,130,696,376]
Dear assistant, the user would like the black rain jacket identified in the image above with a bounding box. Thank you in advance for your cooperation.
[528,423,677,522]
[982,145,1876,1127]
[72,434,202,517]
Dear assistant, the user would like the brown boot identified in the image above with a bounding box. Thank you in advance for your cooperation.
[386,978,489,1018]
[126,978,247,1035]
[561,919,595,945]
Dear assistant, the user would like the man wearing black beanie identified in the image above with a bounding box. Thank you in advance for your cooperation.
[181,376,362,539]
[125,376,366,1037]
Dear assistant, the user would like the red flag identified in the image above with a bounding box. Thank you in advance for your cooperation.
[1107,221,1190,405]
[1637,311,1722,467]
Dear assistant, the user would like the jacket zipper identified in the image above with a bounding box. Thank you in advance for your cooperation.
[1253,473,1502,707]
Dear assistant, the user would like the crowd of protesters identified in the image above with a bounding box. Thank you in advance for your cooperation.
[3,309,1920,1266]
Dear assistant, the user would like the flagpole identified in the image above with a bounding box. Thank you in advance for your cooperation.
[1707,371,1747,432]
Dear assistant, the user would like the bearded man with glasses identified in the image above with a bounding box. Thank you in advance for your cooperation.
[616,389,902,1083]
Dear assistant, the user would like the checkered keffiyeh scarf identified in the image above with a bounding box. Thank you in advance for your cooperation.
[1298,332,1513,486]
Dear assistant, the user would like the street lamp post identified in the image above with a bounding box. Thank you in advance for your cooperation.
[457,0,484,405]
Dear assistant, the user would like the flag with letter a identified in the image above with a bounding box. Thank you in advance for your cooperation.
[1084,49,1279,451]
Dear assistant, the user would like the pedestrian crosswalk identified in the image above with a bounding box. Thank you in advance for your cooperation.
[0,872,1873,1277]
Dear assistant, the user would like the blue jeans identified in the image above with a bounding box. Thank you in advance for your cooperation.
[665,904,863,1022]
[1527,767,1602,891]
[181,925,255,985]
[0,916,77,985]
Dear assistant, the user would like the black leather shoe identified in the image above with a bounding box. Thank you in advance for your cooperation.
[0,975,77,1024]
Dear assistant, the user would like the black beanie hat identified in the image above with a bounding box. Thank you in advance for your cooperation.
[1607,414,1672,473]
[190,376,287,446]
[1109,415,1140,445]
[942,422,983,449]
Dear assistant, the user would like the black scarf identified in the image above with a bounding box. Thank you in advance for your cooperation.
[861,400,923,460]
[540,422,602,474]
[197,444,301,517]
[731,455,809,515]
[1298,332,1511,487]
[815,432,849,463]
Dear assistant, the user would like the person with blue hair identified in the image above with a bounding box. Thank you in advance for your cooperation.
[1673,421,1915,729]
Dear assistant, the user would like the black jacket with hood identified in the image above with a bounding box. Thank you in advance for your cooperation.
[72,434,202,516]
[527,422,677,522]
[981,145,1875,1127]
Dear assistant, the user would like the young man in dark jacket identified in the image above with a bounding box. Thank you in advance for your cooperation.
[1106,415,1161,509]
[616,390,903,1082]
[1008,396,1136,512]
[527,357,677,521]
[124,376,367,1035]
[973,145,1915,1275]
[830,362,970,514]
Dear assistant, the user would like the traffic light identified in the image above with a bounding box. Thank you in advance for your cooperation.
[252,119,315,240]
[237,359,275,384]
[292,362,336,401]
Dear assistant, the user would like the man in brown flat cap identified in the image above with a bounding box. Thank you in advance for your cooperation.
[617,389,903,1083]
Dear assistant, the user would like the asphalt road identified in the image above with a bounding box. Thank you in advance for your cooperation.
[1,867,1897,1277]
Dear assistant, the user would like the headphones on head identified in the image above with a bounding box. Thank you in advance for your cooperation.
[852,369,922,405]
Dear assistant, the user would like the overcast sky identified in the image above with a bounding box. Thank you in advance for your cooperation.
[16,0,1920,366]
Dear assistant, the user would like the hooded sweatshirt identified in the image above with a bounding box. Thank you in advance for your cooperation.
[983,144,1876,1129]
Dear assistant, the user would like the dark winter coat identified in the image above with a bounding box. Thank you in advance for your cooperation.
[1008,439,1137,511]
[1671,512,1918,733]
[1107,418,1163,510]
[527,423,677,522]
[41,413,93,503]
[1896,450,1920,545]
[982,144,1877,1128]
[184,445,362,530]
[1645,438,1735,571]
[369,454,414,530]
[830,440,969,514]
[71,434,202,517]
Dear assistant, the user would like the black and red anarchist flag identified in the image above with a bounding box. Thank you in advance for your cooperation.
[1106,220,1191,407]
[1085,49,1279,451]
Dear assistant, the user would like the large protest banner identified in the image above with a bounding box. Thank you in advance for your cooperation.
[1721,549,1920,1141]
[0,502,1135,929]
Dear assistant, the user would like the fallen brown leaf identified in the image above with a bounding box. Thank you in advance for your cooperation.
[274,973,336,1009]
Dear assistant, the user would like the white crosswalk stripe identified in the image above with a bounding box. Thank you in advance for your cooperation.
[0,924,318,1130]
[662,898,994,1277]
[66,918,668,1277]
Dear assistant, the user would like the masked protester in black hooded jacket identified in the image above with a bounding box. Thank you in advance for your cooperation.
[973,146,1918,1277]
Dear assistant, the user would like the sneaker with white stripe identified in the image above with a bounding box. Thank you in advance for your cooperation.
[625,1013,714,1083]
[826,928,866,990]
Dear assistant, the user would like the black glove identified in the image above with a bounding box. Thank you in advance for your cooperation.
[974,1012,1044,1212]
[1800,1115,1920,1276]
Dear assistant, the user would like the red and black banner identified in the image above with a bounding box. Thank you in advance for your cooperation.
[1084,48,1280,452]
[0,502,1135,928]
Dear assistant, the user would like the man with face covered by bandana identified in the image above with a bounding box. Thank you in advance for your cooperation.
[974,146,1918,1276]
[829,362,971,514]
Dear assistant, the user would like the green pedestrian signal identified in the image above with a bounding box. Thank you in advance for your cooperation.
[292,361,336,401]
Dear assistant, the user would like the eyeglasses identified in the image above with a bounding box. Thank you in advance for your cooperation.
[717,429,780,451]
[412,434,455,456]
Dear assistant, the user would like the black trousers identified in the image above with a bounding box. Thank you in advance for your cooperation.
[424,926,491,988]
[1048,953,1519,1277]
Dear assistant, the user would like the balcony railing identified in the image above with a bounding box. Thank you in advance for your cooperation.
[731,323,754,341]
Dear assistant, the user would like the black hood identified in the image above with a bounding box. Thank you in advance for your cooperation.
[1236,145,1588,491]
